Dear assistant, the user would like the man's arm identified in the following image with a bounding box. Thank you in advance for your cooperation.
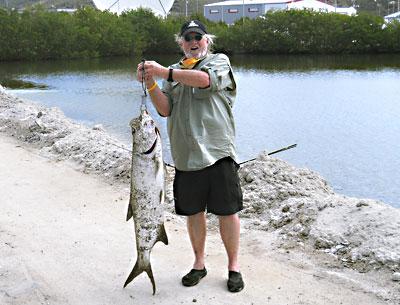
[169,69,210,88]
[146,81,170,117]
[137,62,170,116]
[137,61,210,116]
[140,61,210,88]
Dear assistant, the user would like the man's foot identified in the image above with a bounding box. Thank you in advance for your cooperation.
[227,271,244,292]
[182,268,207,287]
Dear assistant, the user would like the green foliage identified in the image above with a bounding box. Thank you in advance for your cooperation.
[383,20,400,52]
[0,7,399,61]
[219,10,394,55]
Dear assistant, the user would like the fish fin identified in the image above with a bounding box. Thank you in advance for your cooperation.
[126,202,133,221]
[157,223,169,246]
[146,265,156,295]
[123,256,156,295]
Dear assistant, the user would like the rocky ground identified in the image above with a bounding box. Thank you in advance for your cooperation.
[1,85,399,304]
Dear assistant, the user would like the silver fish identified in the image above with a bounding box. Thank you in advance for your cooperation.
[124,108,168,294]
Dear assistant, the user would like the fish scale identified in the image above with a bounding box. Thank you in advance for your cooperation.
[123,108,168,295]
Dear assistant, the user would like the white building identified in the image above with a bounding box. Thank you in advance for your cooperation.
[55,8,77,13]
[204,0,357,24]
[384,11,400,23]
[288,0,356,15]
[204,0,292,24]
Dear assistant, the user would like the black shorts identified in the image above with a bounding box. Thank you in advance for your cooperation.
[173,157,243,216]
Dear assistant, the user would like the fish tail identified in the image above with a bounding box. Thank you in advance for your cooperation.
[157,223,169,245]
[126,203,133,221]
[123,253,156,295]
[147,265,156,295]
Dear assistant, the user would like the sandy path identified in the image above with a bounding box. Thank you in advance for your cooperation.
[0,134,388,305]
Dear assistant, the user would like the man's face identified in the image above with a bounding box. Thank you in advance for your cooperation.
[181,32,209,59]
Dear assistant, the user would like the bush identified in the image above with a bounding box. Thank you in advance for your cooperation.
[0,7,398,61]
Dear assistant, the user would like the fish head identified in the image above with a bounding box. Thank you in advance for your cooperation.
[129,110,159,154]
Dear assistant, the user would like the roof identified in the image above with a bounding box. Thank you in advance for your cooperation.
[384,11,400,19]
[335,7,357,15]
[288,0,335,10]
[287,0,356,15]
[205,0,292,6]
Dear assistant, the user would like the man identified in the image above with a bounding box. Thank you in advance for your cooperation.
[136,20,244,293]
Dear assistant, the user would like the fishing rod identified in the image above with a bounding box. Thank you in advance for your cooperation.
[104,143,297,167]
[238,143,297,166]
[164,144,298,168]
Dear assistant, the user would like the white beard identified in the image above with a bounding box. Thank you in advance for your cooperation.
[184,47,208,59]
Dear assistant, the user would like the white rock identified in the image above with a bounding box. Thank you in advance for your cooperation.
[392,272,400,282]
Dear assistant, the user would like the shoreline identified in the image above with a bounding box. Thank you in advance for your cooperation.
[1,86,399,304]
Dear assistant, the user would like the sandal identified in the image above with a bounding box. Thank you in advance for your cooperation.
[227,271,244,292]
[182,268,207,287]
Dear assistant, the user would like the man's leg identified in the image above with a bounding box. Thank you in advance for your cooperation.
[187,211,207,269]
[219,214,240,271]
[181,211,208,287]
[219,213,244,292]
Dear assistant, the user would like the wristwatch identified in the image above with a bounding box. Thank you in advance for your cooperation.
[167,68,174,82]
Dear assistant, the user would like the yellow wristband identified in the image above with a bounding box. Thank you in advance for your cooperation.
[147,82,158,92]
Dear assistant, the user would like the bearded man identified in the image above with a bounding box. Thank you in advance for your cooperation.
[136,20,244,293]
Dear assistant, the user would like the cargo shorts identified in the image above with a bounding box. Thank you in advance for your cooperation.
[173,157,243,216]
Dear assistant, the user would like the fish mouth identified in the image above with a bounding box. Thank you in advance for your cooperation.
[142,127,160,155]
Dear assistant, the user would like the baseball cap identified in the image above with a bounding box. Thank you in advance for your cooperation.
[180,20,207,37]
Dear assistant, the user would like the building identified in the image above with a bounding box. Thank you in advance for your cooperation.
[204,0,291,24]
[204,0,356,24]
[384,11,400,23]
[288,0,356,15]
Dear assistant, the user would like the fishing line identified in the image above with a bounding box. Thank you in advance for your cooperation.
[140,59,147,111]
[141,59,147,96]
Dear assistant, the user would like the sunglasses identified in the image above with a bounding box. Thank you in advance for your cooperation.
[184,34,203,42]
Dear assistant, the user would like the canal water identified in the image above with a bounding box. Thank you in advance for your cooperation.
[1,54,399,207]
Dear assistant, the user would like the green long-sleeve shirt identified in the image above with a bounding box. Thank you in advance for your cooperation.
[162,53,238,171]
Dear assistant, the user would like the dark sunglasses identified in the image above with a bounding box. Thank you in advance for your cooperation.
[184,34,203,42]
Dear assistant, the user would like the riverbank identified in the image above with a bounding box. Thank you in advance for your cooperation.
[1,87,399,304]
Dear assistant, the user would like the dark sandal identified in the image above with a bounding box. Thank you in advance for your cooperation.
[227,271,244,292]
[182,268,207,287]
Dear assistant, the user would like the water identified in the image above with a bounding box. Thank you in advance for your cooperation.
[1,54,399,207]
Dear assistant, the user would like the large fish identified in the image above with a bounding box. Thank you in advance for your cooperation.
[124,108,168,294]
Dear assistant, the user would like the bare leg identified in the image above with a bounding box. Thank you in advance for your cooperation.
[219,214,240,272]
[187,212,207,270]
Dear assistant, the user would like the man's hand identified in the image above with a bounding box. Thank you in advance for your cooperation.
[135,60,170,117]
[136,60,210,89]
[136,61,168,83]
